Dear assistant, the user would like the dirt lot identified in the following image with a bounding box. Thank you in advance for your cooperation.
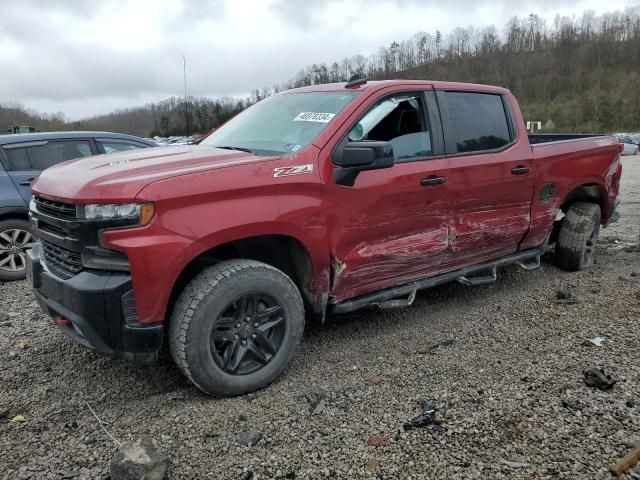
[1,157,639,480]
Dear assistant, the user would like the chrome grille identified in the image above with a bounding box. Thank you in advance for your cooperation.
[41,240,83,279]
[34,196,77,219]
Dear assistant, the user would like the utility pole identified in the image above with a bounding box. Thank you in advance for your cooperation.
[183,54,188,137]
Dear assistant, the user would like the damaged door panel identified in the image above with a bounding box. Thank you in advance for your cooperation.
[322,87,451,301]
[327,158,451,301]
[436,90,535,270]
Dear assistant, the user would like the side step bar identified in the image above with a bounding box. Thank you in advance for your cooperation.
[332,248,544,314]
[457,266,497,286]
[379,289,417,309]
[516,255,541,270]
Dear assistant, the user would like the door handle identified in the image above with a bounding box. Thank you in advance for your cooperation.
[19,177,35,186]
[420,175,447,187]
[511,166,530,175]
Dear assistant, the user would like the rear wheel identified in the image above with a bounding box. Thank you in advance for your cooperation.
[556,202,601,271]
[0,219,35,282]
[169,259,304,397]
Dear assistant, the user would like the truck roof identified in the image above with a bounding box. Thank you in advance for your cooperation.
[283,79,510,95]
[0,131,157,146]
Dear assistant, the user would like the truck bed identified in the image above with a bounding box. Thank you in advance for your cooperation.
[519,133,622,251]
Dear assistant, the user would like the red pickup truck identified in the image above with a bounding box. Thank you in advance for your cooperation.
[27,79,622,397]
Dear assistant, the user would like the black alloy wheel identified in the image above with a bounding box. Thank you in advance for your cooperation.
[211,293,286,375]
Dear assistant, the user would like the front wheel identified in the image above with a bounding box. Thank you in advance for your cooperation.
[169,260,305,397]
[0,219,35,282]
[556,202,601,271]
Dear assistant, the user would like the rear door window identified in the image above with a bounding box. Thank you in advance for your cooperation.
[1,140,93,171]
[28,141,92,169]
[2,147,31,170]
[443,92,512,153]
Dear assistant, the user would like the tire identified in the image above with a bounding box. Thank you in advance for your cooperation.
[556,202,601,271]
[169,259,305,397]
[0,218,35,282]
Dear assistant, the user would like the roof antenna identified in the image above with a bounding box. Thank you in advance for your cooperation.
[183,54,189,138]
[345,74,367,89]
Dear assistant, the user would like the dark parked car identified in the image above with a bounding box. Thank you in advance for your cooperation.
[0,132,156,281]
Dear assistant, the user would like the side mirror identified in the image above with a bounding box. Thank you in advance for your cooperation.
[333,141,394,186]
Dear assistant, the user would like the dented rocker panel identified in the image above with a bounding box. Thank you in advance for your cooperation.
[333,248,545,313]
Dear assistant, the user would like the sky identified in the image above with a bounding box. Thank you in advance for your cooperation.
[0,0,637,120]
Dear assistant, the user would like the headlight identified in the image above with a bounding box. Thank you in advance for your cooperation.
[76,202,155,225]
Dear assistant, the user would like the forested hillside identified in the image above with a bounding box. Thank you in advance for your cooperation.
[0,96,248,138]
[0,103,67,134]
[2,8,639,136]
[286,9,640,133]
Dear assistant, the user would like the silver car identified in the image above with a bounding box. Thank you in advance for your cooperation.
[617,135,640,155]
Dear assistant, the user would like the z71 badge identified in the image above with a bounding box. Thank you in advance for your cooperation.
[273,164,314,178]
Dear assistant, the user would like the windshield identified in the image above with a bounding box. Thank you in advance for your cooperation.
[201,92,358,155]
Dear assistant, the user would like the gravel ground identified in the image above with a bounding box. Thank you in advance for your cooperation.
[1,156,639,480]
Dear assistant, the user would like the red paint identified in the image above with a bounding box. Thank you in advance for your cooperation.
[32,81,622,323]
[56,317,71,326]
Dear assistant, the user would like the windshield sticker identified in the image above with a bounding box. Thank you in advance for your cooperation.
[284,143,302,152]
[293,112,335,123]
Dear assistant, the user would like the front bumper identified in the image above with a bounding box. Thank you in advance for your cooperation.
[27,243,163,364]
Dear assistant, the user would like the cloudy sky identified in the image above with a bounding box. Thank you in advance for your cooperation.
[0,0,636,120]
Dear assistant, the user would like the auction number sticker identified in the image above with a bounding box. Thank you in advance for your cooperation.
[294,112,335,123]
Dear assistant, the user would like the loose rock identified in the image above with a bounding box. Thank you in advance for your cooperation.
[238,431,262,447]
[306,391,327,415]
[364,459,380,473]
[367,434,385,447]
[109,437,168,480]
[584,367,617,390]
[554,288,579,304]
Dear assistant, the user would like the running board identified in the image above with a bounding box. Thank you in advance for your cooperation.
[457,266,497,286]
[332,248,544,314]
[516,255,541,270]
[379,289,417,309]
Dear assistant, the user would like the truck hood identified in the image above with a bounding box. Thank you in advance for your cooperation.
[32,145,278,203]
